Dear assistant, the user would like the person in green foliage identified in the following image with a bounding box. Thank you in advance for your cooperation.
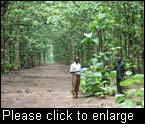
[114,57,126,94]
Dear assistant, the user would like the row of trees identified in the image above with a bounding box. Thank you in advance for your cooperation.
[1,1,144,74]
[1,1,53,72]
[50,1,144,74]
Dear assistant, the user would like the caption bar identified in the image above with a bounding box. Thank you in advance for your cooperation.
[0,108,145,124]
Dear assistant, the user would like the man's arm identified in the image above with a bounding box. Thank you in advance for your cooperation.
[123,64,126,71]
[70,64,73,73]
[105,66,116,71]
[70,70,80,74]
[121,64,126,80]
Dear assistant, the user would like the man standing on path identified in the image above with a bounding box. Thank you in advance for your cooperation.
[114,57,126,94]
[70,57,81,99]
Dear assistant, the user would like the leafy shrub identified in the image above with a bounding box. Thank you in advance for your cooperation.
[115,73,144,108]
[80,52,115,97]
[2,64,19,74]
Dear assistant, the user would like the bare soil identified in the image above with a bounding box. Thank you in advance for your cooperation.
[1,64,114,108]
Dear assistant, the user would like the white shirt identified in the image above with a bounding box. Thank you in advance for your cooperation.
[70,62,81,75]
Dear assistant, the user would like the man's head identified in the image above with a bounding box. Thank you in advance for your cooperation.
[117,56,122,63]
[75,56,80,63]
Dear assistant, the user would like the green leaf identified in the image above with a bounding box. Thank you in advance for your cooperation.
[90,21,98,32]
[93,72,102,77]
[115,94,125,104]
[102,80,110,85]
[104,56,109,61]
[109,71,116,79]
[133,74,144,80]
[91,81,99,85]
[108,19,115,23]
[119,99,137,108]
[93,62,102,67]
[95,92,104,96]
[125,89,135,97]
[120,79,135,87]
[134,78,144,85]
[126,63,131,68]
[120,77,144,87]
[134,88,144,97]
[97,13,106,19]
[91,58,98,65]
[114,24,119,27]
[46,16,51,24]
[116,47,121,49]
[126,71,132,76]
[132,65,138,68]
[80,80,86,86]
[110,47,116,50]
[84,33,92,38]
[81,38,88,44]
[92,38,99,45]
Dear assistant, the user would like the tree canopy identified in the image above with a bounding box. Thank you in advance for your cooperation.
[1,1,144,74]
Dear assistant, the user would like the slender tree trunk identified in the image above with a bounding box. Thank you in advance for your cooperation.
[16,41,20,69]
[39,52,41,65]
[97,29,102,52]
[141,1,144,74]
[16,14,21,69]
[43,51,46,63]
[118,26,122,57]
[137,50,141,73]
[16,28,20,70]
[1,27,5,72]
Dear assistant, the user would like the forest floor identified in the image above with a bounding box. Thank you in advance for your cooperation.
[1,63,114,108]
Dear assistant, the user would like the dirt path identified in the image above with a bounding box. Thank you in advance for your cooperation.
[1,64,114,108]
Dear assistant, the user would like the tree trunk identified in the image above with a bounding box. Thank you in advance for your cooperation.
[1,27,5,72]
[97,29,102,52]
[142,51,144,74]
[137,50,140,73]
[39,52,41,65]
[16,41,20,69]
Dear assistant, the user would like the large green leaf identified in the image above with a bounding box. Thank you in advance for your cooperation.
[115,94,125,104]
[81,38,88,44]
[104,56,109,61]
[84,33,92,38]
[133,74,144,80]
[80,80,86,86]
[91,58,98,65]
[134,78,144,85]
[93,72,102,77]
[125,71,132,76]
[97,13,106,19]
[92,38,99,45]
[93,62,102,68]
[120,79,135,87]
[119,99,137,108]
[125,89,135,97]
[134,88,144,97]
[109,71,116,79]
[94,91,104,96]
[102,80,110,85]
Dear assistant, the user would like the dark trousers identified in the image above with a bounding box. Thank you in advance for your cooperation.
[116,79,123,94]
[71,74,80,98]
